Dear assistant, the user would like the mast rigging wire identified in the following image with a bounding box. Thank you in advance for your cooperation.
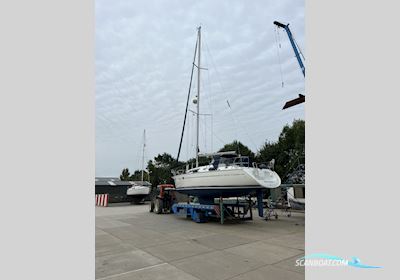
[176,36,198,162]
[203,34,259,154]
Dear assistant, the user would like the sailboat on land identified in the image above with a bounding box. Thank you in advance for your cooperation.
[127,129,151,204]
[172,27,281,200]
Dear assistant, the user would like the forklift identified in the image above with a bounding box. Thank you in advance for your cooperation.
[149,184,177,214]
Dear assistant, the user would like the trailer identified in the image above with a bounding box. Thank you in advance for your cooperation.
[150,183,266,224]
[172,197,254,224]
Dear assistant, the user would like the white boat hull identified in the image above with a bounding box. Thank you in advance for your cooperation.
[127,186,150,196]
[287,185,305,210]
[288,198,305,210]
[173,167,281,198]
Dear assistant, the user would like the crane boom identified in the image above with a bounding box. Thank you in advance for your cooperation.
[273,21,305,77]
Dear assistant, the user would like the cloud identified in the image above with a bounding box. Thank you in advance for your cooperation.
[96,0,305,176]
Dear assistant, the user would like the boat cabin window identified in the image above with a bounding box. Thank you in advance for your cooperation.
[211,155,250,168]
[233,156,250,167]
[218,156,235,167]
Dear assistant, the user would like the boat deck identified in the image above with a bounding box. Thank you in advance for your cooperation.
[96,203,304,280]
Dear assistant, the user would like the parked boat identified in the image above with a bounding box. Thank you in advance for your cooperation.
[285,184,305,210]
[173,27,281,201]
[126,181,151,203]
[281,164,305,210]
[126,129,151,204]
[173,151,280,198]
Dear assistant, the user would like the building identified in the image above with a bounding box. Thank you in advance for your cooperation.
[95,177,133,203]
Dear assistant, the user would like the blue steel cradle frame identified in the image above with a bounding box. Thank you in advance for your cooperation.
[171,192,263,224]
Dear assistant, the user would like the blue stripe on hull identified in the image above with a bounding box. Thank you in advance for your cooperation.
[176,186,265,198]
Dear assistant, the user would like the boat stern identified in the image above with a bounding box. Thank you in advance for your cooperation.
[243,168,281,188]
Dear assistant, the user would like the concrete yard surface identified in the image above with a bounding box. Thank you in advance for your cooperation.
[96,203,305,280]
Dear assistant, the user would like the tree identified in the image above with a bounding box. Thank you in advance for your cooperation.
[119,153,181,189]
[185,156,210,168]
[128,169,149,181]
[119,168,131,181]
[146,153,183,187]
[147,161,173,186]
[257,119,305,180]
[118,119,304,187]
[153,153,175,168]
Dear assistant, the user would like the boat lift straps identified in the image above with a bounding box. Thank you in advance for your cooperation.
[273,21,305,109]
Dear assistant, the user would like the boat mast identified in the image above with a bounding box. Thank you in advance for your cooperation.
[196,26,201,168]
[141,129,145,181]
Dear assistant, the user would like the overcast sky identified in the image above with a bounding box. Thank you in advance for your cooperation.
[96,0,305,177]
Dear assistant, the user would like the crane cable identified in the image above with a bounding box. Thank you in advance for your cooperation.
[274,26,285,88]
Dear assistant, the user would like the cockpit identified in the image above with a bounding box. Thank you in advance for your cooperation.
[210,153,250,170]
